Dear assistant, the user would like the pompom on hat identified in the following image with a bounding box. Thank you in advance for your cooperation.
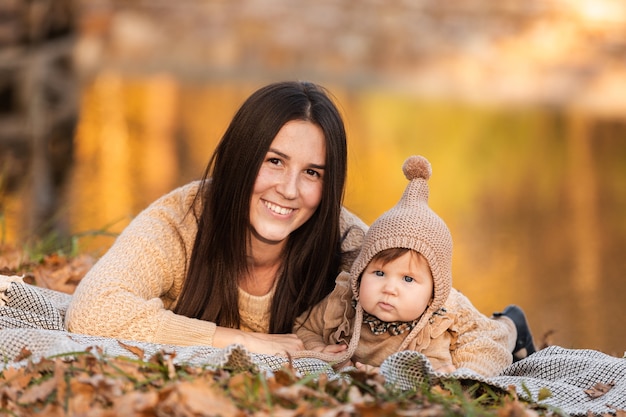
[349,155,453,346]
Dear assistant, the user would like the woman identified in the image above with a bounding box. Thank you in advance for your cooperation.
[65,81,368,355]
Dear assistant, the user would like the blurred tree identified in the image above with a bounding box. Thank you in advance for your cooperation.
[0,0,78,242]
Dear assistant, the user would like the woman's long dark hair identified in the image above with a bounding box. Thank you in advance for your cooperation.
[174,81,348,333]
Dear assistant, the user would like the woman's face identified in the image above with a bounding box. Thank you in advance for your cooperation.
[249,120,326,246]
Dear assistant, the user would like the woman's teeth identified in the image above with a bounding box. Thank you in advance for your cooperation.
[265,201,293,215]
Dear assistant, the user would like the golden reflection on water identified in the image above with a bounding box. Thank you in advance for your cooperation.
[56,75,626,356]
[567,113,600,294]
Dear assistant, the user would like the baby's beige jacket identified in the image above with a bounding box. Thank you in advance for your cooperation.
[295,272,515,377]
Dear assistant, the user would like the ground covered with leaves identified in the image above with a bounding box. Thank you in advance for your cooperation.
[2,345,552,417]
[0,243,618,416]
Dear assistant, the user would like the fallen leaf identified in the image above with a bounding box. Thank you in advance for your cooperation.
[118,341,145,361]
[18,376,57,403]
[1,366,31,391]
[584,381,614,399]
[537,387,552,401]
[37,402,68,417]
[67,378,98,415]
[54,359,68,408]
[160,379,240,417]
[497,399,540,417]
[274,383,338,406]
[112,390,159,415]
[32,254,95,294]
[354,401,398,417]
[14,347,32,362]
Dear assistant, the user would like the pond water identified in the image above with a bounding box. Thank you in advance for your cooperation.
[12,74,626,356]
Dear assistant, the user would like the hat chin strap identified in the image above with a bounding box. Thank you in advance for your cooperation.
[397,307,434,351]
[342,304,363,361]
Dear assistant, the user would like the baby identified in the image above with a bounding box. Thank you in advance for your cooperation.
[294,155,534,376]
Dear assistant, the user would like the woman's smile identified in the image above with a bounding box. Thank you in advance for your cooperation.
[263,199,295,216]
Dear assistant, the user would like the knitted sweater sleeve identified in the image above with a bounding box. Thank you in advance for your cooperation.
[65,182,217,346]
[446,289,513,377]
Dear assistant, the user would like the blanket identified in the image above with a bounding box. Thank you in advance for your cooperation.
[1,277,625,416]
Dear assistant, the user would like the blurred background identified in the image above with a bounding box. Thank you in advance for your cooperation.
[1,0,625,356]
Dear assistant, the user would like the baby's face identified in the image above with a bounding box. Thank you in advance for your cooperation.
[359,251,433,323]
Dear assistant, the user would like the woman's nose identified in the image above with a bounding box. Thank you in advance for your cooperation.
[276,171,298,199]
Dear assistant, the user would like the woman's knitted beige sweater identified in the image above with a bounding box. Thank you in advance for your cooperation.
[65,181,368,347]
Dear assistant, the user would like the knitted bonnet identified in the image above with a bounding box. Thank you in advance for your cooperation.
[349,155,453,349]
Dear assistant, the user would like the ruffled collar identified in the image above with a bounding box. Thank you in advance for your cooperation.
[354,298,447,336]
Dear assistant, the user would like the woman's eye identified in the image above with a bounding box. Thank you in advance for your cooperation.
[305,168,321,178]
[268,158,281,165]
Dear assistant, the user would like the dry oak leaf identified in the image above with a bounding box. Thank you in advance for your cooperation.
[17,376,57,404]
[0,366,33,392]
[159,379,241,417]
[584,381,615,399]
[118,340,146,361]
[497,399,541,417]
[112,390,159,415]
[66,378,100,415]
[14,347,33,362]
[31,253,95,294]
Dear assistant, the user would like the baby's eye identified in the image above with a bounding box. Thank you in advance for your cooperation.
[373,270,384,277]
[403,276,414,283]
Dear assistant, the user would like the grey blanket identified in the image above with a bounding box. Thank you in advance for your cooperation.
[1,278,624,416]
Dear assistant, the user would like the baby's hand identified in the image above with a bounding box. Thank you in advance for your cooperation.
[310,344,350,369]
[355,362,380,374]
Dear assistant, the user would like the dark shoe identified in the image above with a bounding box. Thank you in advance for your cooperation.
[493,305,536,362]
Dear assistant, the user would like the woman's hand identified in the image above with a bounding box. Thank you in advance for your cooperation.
[213,326,304,355]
